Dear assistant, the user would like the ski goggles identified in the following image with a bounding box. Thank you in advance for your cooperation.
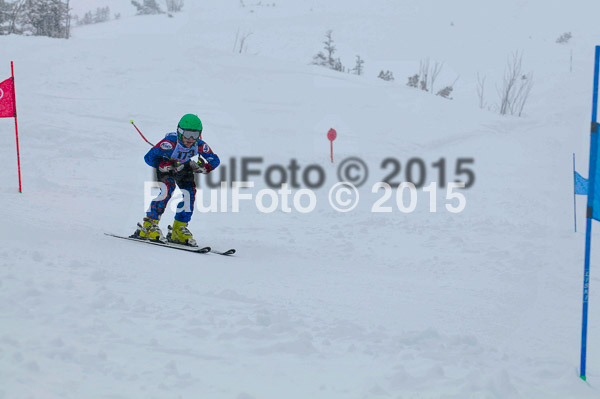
[177,127,202,140]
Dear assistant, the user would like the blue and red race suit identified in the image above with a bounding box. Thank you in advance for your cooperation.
[144,132,220,170]
[145,132,220,223]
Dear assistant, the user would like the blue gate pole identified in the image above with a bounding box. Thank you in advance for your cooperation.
[575,153,578,233]
[581,45,600,381]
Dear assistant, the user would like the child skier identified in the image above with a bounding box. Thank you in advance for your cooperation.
[135,114,220,246]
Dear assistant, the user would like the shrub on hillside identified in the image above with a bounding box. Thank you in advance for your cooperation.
[406,58,455,99]
[556,32,572,44]
[75,7,110,26]
[131,0,163,15]
[378,70,394,81]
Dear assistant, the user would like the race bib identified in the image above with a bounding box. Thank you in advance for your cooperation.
[169,141,198,163]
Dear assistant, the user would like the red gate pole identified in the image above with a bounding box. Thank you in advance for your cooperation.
[11,61,22,193]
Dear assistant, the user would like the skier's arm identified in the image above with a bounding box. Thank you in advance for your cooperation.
[144,139,175,168]
[196,141,220,172]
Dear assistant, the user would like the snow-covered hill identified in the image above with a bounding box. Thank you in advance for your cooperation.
[1,1,600,398]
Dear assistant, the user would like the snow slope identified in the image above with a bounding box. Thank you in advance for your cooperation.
[1,1,600,397]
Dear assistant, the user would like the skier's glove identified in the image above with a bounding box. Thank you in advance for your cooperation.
[158,160,184,173]
[190,160,210,174]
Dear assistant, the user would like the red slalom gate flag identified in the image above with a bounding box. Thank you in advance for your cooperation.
[2,61,22,193]
[0,77,16,118]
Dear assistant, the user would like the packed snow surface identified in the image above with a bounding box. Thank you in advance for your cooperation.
[1,0,600,398]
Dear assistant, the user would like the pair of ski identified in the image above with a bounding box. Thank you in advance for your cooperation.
[105,233,236,256]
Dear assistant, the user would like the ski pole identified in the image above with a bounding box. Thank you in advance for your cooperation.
[130,120,154,146]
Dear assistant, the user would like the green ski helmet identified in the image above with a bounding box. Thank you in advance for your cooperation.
[177,114,203,143]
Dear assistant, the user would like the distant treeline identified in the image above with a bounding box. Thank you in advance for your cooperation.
[0,0,186,39]
[0,0,71,38]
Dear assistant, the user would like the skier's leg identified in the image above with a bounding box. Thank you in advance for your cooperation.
[175,174,196,223]
[147,175,176,221]
[170,173,197,246]
[137,174,176,241]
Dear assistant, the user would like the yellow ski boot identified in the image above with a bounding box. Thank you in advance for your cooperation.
[168,220,197,247]
[137,217,166,243]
